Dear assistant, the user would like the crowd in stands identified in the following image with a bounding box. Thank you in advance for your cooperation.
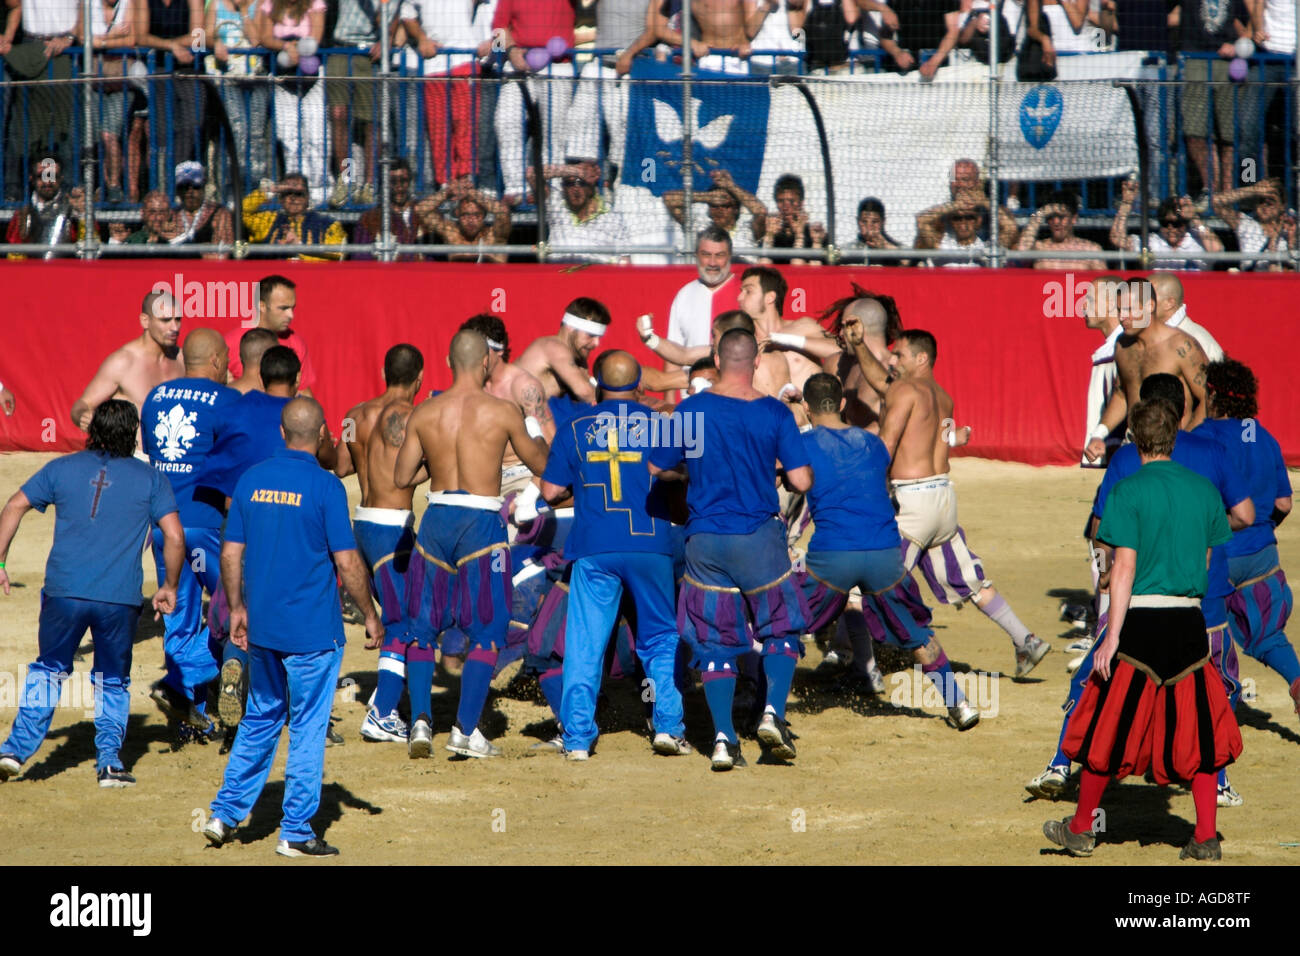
[2,0,1296,267]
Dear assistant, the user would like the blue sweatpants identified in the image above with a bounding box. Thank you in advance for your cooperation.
[151,525,223,706]
[560,552,685,752]
[2,593,139,772]
[210,642,343,842]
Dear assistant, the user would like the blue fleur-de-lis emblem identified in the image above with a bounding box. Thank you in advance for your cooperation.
[1020,86,1063,150]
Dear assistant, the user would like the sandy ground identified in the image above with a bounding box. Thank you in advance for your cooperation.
[0,452,1296,866]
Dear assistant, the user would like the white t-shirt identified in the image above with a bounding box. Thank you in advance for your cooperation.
[1083,323,1123,463]
[752,0,804,55]
[547,190,632,264]
[667,274,737,350]
[935,232,986,267]
[1126,231,1210,271]
[23,0,80,35]
[1042,1,1108,52]
[399,0,478,72]
[1234,215,1289,271]
[1262,0,1296,54]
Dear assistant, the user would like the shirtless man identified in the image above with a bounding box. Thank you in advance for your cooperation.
[228,329,277,395]
[353,397,426,745]
[334,344,425,502]
[1084,277,1211,462]
[737,266,840,398]
[516,298,612,404]
[657,0,753,70]
[459,315,553,500]
[1015,191,1106,271]
[851,328,1050,678]
[70,290,185,447]
[827,290,903,432]
[416,182,512,264]
[394,330,550,759]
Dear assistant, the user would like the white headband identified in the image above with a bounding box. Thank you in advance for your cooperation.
[562,312,609,337]
[485,337,504,351]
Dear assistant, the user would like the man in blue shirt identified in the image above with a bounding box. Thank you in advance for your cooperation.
[0,400,183,788]
[796,373,980,731]
[649,329,813,770]
[539,351,689,760]
[202,398,381,858]
[1199,359,1300,729]
[140,328,240,740]
[1027,373,1253,803]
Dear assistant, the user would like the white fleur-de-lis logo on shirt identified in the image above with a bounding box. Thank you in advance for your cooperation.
[154,404,199,461]
[654,97,734,150]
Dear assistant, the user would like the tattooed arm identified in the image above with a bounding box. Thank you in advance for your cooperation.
[1176,335,1211,429]
[513,374,556,442]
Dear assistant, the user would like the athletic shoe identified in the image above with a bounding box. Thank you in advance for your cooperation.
[1066,635,1095,653]
[1179,836,1222,861]
[360,708,408,743]
[325,719,345,747]
[1216,783,1243,808]
[1043,817,1095,857]
[445,725,502,759]
[276,837,340,858]
[710,735,746,772]
[526,735,566,756]
[565,749,590,762]
[203,817,234,847]
[1026,764,1072,800]
[150,680,211,730]
[866,662,887,695]
[1066,652,1088,674]
[1059,602,1090,630]
[97,766,136,789]
[652,733,694,756]
[218,658,245,727]
[1014,635,1052,679]
[756,711,797,760]
[408,715,434,759]
[947,700,980,731]
[0,754,21,781]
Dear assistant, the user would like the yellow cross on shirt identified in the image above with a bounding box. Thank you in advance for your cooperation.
[586,427,642,502]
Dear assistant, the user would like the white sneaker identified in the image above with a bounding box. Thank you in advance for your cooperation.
[652,733,693,756]
[1025,764,1071,800]
[565,749,590,761]
[1066,635,1095,653]
[866,662,886,695]
[445,724,502,758]
[526,735,566,756]
[1066,653,1087,674]
[408,715,434,759]
[360,708,408,743]
[946,700,980,731]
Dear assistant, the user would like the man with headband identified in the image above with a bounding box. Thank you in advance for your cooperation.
[538,350,689,760]
[518,299,612,405]
[395,330,550,759]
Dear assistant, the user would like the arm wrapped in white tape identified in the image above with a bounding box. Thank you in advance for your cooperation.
[525,415,544,440]
[514,482,542,524]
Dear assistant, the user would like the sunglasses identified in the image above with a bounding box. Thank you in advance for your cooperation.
[951,213,979,222]
[179,181,204,189]
[562,177,590,188]
[281,189,308,199]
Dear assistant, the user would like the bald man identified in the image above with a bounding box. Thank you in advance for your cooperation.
[140,328,241,742]
[229,328,278,395]
[538,351,689,759]
[830,292,903,433]
[71,290,186,453]
[334,344,425,502]
[650,329,813,770]
[1085,275,1218,462]
[395,330,551,759]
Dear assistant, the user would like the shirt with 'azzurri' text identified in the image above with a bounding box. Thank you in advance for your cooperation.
[224,448,355,653]
[141,376,240,528]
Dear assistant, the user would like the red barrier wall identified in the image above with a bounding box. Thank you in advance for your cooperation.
[2,262,1297,465]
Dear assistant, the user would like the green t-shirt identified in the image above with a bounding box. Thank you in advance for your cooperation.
[1098,460,1233,597]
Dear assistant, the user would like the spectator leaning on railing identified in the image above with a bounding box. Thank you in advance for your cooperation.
[1109,183,1223,270]
[746,0,807,75]
[760,173,825,265]
[353,157,426,261]
[1176,0,1253,200]
[137,0,206,165]
[243,172,345,260]
[400,0,481,189]
[1211,178,1295,272]
[253,0,328,205]
[1015,189,1105,270]
[414,177,513,263]
[916,159,1019,250]
[663,168,769,251]
[530,160,631,265]
[88,0,138,205]
[324,0,389,208]
[205,0,271,186]
[171,160,234,257]
[881,0,962,79]
[3,0,82,187]
[565,0,648,183]
[846,196,909,264]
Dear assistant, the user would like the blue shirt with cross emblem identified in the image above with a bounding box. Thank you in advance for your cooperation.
[542,398,676,560]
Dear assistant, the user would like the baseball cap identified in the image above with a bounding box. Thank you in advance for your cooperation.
[175,161,205,188]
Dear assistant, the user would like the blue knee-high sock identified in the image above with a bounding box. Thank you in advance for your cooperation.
[702,673,737,743]
[762,651,797,720]
[406,642,437,721]
[456,648,498,733]
[921,649,966,706]
[1257,643,1300,687]
[538,668,564,723]
[373,665,405,716]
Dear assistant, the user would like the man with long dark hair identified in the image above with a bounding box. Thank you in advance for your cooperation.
[0,400,183,787]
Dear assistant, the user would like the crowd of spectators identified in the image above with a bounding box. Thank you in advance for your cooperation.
[2,1,1296,267]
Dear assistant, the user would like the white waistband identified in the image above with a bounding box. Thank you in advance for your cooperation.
[427,491,504,511]
[501,463,532,479]
[1130,595,1201,608]
[549,507,574,520]
[512,561,548,586]
[891,474,950,491]
[353,506,413,526]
